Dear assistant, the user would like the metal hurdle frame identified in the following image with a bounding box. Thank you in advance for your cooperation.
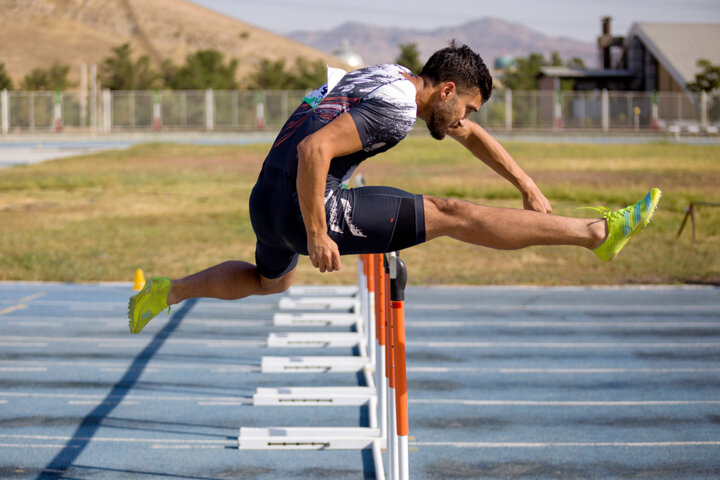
[238,252,410,480]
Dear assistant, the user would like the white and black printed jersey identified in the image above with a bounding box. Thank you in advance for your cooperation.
[264,64,418,184]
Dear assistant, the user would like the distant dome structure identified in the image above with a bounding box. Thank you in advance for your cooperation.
[334,39,364,68]
[494,55,517,70]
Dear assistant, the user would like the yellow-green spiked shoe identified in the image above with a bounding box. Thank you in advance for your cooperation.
[128,276,171,334]
[590,188,662,261]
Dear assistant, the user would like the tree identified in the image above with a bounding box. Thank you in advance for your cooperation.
[502,53,547,91]
[21,63,73,91]
[100,43,159,90]
[165,50,239,90]
[687,59,720,93]
[395,43,423,74]
[0,63,13,90]
[293,57,327,90]
[247,57,326,90]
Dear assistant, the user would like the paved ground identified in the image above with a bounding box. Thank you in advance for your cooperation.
[1,282,719,479]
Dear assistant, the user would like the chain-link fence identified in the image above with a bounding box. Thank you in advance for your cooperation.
[1,88,718,134]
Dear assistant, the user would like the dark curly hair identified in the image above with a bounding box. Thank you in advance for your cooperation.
[420,40,493,103]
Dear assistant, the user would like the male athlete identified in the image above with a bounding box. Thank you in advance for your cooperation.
[128,42,660,333]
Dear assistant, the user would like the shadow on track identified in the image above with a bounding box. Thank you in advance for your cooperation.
[37,299,198,480]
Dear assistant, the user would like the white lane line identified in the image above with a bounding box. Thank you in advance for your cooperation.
[410,341,720,349]
[8,321,62,327]
[0,342,47,348]
[410,441,720,448]
[1,336,265,348]
[409,320,720,329]
[408,303,720,312]
[0,367,46,372]
[0,391,251,404]
[68,401,138,406]
[407,367,720,374]
[0,400,7,404]
[0,360,259,373]
[0,434,228,445]
[0,443,78,449]
[409,399,720,406]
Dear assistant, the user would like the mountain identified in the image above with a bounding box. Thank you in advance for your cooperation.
[0,0,348,87]
[289,18,599,69]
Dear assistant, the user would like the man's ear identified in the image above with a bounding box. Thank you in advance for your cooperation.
[440,81,456,100]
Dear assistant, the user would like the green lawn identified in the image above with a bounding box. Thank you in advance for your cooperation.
[1,138,718,285]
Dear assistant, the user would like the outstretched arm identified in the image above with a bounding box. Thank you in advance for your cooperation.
[448,119,552,213]
[296,112,363,273]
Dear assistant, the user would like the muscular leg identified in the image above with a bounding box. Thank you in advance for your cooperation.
[166,261,294,305]
[424,196,606,250]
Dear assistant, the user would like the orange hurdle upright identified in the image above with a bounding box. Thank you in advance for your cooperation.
[389,252,409,480]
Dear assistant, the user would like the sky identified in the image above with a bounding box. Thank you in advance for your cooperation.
[192,0,720,43]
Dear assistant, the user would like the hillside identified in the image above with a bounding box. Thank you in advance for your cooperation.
[0,0,348,87]
[290,18,599,69]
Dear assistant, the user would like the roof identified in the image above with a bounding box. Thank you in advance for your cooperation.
[540,67,633,78]
[626,23,720,89]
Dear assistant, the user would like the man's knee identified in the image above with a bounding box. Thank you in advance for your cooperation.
[258,271,294,295]
[424,195,469,239]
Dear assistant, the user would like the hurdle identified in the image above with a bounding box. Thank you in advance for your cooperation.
[238,252,411,480]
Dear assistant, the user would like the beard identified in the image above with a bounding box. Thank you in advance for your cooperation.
[426,100,456,140]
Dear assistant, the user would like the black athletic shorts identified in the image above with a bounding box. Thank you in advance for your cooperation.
[249,166,426,279]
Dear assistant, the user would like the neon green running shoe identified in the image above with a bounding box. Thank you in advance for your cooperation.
[588,188,662,261]
[128,276,171,334]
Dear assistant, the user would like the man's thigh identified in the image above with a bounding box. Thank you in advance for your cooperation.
[329,185,426,254]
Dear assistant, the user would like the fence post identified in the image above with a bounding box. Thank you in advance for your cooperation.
[505,88,512,131]
[554,89,563,131]
[102,89,112,132]
[700,91,708,129]
[601,89,609,132]
[90,64,97,132]
[1,89,7,134]
[256,90,265,131]
[651,90,659,131]
[54,90,63,133]
[205,88,214,131]
[153,90,161,132]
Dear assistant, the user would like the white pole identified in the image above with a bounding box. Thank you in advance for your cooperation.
[601,89,609,132]
[505,88,512,131]
[398,436,409,480]
[90,64,97,132]
[103,89,111,132]
[205,88,214,131]
[80,63,87,128]
[388,385,398,480]
[700,91,708,129]
[1,89,8,134]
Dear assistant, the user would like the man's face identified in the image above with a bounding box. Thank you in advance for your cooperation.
[426,85,483,140]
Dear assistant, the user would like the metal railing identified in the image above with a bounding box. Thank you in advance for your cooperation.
[1,88,718,135]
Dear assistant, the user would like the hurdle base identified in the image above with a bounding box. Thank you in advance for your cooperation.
[253,386,375,406]
[279,297,358,311]
[288,286,358,297]
[238,427,380,450]
[273,312,361,327]
[267,332,366,348]
[261,356,370,373]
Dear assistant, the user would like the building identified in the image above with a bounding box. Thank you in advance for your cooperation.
[539,18,720,95]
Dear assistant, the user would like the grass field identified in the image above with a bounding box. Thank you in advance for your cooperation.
[1,137,718,285]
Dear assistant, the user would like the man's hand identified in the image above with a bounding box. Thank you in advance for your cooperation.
[522,182,553,214]
[308,232,342,273]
